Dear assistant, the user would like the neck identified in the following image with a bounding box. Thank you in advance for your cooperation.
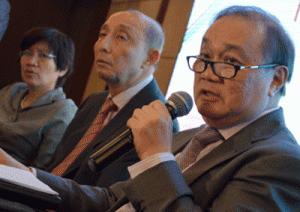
[21,87,53,109]
[107,77,147,98]
[27,87,51,100]
[108,84,134,97]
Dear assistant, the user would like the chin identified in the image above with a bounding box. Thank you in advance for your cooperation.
[97,71,110,80]
[200,107,243,129]
[198,103,220,118]
[198,105,227,124]
[24,81,35,87]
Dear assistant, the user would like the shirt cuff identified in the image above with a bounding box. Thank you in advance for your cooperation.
[128,152,175,179]
[28,166,37,177]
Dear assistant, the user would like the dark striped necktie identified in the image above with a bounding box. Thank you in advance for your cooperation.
[176,126,222,171]
[51,98,117,176]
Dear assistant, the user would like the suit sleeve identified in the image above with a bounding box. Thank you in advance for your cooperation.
[37,169,122,211]
[123,160,197,211]
[37,151,300,211]
[123,154,300,212]
[206,154,300,212]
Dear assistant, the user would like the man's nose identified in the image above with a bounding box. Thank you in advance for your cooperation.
[95,35,112,53]
[201,63,220,80]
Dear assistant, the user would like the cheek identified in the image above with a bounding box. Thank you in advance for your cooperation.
[93,40,100,53]
[20,60,28,77]
[227,84,247,105]
[113,47,130,66]
[20,58,26,69]
[221,77,250,110]
[118,55,130,67]
[193,74,200,95]
[118,51,140,71]
[44,62,58,77]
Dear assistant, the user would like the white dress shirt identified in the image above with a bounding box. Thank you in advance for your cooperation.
[102,75,154,127]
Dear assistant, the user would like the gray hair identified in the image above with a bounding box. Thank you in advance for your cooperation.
[213,5,295,96]
[121,10,165,71]
[124,10,165,53]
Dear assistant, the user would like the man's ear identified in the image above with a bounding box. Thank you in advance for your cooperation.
[142,49,160,69]
[268,65,288,97]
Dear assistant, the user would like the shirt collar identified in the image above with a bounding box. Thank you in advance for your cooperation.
[218,107,280,140]
[108,75,153,110]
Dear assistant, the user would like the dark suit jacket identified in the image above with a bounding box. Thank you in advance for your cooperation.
[46,78,179,187]
[37,108,300,211]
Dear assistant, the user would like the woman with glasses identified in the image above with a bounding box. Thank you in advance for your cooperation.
[0,27,77,170]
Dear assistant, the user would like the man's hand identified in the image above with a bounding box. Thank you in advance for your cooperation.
[127,100,173,160]
[0,148,30,172]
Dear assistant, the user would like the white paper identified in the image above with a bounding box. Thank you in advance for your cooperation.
[0,165,58,195]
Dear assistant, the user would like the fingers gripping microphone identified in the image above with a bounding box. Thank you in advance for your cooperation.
[88,91,193,172]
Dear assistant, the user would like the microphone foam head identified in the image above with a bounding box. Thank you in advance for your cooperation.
[167,91,193,117]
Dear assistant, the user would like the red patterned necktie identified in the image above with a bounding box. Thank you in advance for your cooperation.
[176,125,222,171]
[51,98,117,176]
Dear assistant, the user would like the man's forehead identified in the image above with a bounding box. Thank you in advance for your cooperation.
[199,16,268,64]
[101,12,145,32]
[202,16,265,49]
[101,23,132,32]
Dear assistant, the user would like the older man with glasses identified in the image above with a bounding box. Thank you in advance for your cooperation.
[125,5,300,211]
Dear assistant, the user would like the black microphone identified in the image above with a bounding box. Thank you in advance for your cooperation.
[88,91,193,172]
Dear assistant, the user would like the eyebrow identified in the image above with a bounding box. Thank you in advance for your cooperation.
[100,24,109,31]
[117,24,133,32]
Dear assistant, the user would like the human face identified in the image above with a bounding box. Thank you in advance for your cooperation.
[93,12,150,94]
[194,16,276,129]
[20,41,66,92]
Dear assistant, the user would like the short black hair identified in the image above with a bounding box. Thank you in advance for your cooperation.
[213,5,295,96]
[20,27,75,88]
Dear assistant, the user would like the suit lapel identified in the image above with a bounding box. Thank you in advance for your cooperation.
[63,79,165,175]
[89,79,164,151]
[183,108,286,185]
[47,92,108,172]
[183,132,252,185]
[57,93,109,175]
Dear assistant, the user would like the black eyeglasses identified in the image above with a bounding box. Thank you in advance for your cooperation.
[186,56,279,79]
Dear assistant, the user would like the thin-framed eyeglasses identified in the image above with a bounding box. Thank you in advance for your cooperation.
[186,56,279,79]
[20,51,56,61]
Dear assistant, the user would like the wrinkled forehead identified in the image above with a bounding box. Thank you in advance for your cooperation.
[204,15,265,41]
[201,15,267,55]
